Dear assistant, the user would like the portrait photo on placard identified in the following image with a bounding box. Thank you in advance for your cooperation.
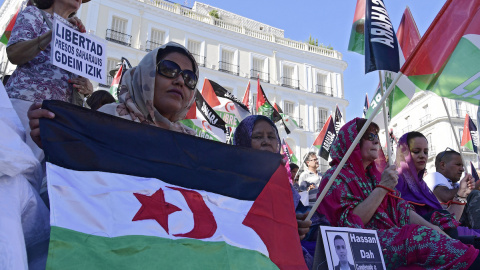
[327,232,355,270]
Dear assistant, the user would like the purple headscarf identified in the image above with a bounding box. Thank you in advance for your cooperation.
[396,133,442,215]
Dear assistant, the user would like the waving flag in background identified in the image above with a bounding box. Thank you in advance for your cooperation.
[348,0,366,55]
[242,81,251,111]
[461,114,478,153]
[0,9,19,45]
[182,90,227,143]
[256,79,291,134]
[282,139,298,164]
[109,62,124,100]
[401,0,480,105]
[362,93,370,118]
[201,79,250,130]
[471,162,479,182]
[364,0,401,73]
[40,101,306,269]
[334,105,344,134]
[313,115,336,161]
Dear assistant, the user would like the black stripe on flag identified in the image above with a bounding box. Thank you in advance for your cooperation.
[40,101,281,201]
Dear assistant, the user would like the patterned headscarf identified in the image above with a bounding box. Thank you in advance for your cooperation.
[317,118,412,229]
[395,133,443,215]
[233,115,280,152]
[100,42,197,134]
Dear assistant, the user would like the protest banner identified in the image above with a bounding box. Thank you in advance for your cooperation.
[316,226,385,270]
[51,16,107,84]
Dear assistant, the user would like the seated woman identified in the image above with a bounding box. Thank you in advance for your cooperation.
[234,115,330,269]
[317,118,479,269]
[396,131,480,237]
[29,41,199,147]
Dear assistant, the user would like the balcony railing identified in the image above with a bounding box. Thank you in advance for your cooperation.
[145,40,163,52]
[315,121,326,132]
[98,75,113,88]
[451,109,471,119]
[281,77,299,90]
[250,69,269,83]
[420,114,432,126]
[315,84,333,96]
[106,29,132,47]
[218,61,239,76]
[191,53,206,67]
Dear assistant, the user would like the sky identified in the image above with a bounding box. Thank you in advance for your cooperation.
[0,0,447,119]
[165,0,447,119]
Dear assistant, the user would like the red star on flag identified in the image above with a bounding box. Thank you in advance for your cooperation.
[132,188,181,234]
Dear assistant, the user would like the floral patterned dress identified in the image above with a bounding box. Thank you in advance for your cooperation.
[317,118,478,269]
[6,6,73,103]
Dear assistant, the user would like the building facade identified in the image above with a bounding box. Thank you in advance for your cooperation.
[378,91,479,173]
[0,0,348,172]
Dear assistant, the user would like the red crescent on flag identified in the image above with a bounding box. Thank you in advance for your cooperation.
[202,120,212,132]
[168,186,217,239]
[225,101,235,112]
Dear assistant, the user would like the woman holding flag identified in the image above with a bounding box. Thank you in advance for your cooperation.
[317,118,480,269]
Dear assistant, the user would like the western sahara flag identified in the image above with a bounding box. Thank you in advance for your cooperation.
[348,0,366,55]
[109,62,123,101]
[313,115,336,161]
[362,93,370,118]
[334,105,344,134]
[282,139,298,164]
[256,80,291,134]
[40,101,306,269]
[401,0,480,105]
[182,90,227,143]
[364,0,401,73]
[0,8,19,45]
[202,79,250,129]
[461,113,478,153]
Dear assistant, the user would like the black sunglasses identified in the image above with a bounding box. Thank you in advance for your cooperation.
[363,132,379,141]
[438,147,455,162]
[156,60,198,90]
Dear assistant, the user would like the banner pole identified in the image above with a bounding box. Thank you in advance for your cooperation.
[441,97,468,169]
[378,71,392,165]
[305,71,403,221]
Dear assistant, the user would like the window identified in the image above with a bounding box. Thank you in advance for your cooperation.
[459,128,464,143]
[281,63,298,89]
[219,48,238,75]
[106,16,131,46]
[104,58,119,86]
[146,29,165,51]
[455,101,462,117]
[251,57,269,82]
[317,108,328,131]
[316,73,328,94]
[284,101,294,116]
[187,39,205,67]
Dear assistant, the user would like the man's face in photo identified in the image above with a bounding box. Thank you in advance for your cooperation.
[334,238,348,263]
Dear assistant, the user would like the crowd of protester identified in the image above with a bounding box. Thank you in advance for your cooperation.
[3,1,480,269]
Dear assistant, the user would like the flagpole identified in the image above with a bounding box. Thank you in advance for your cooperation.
[378,71,392,165]
[305,72,403,221]
[441,97,468,168]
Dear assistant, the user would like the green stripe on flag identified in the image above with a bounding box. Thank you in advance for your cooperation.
[434,36,480,105]
[0,34,8,45]
[348,19,365,55]
[464,140,474,151]
[47,226,278,269]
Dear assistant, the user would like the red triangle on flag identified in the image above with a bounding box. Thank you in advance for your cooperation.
[185,99,197,119]
[111,64,123,86]
[242,81,250,110]
[201,79,221,108]
[256,78,266,111]
[461,114,473,147]
[397,7,421,60]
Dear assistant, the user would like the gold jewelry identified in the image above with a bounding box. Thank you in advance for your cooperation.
[37,36,46,51]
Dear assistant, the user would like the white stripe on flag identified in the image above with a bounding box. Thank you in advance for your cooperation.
[47,163,268,256]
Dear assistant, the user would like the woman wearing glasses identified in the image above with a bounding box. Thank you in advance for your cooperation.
[29,42,199,147]
[317,118,480,269]
[396,132,480,238]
